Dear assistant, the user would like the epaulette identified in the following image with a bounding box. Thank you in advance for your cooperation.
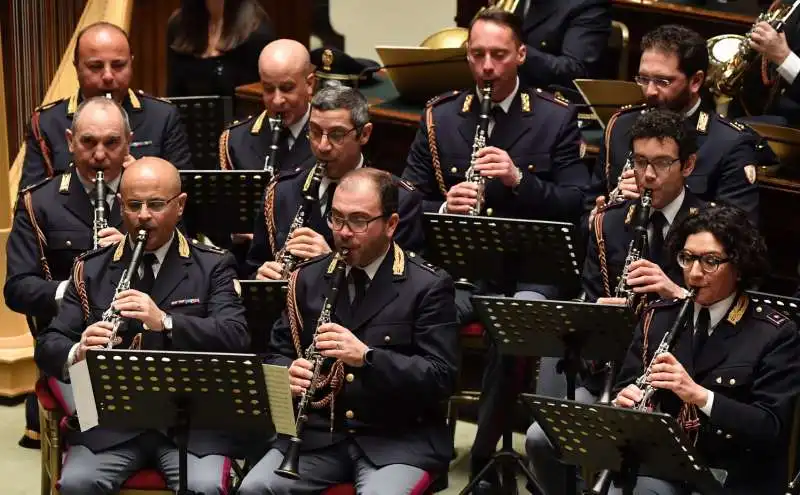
[189,238,227,255]
[302,252,334,270]
[752,303,791,327]
[717,115,746,133]
[533,88,569,107]
[19,176,53,196]
[396,178,415,191]
[617,102,649,114]
[135,89,173,106]
[223,115,254,131]
[407,251,439,274]
[34,99,64,113]
[425,90,461,108]
[277,164,310,182]
[644,296,684,311]
[76,242,115,262]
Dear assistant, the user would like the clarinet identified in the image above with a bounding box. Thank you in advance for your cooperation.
[278,162,326,279]
[607,152,634,206]
[104,229,149,349]
[591,288,697,495]
[264,113,284,176]
[93,170,108,249]
[615,189,653,307]
[464,81,492,216]
[274,248,349,479]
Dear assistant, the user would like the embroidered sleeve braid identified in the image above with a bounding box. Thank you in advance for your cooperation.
[23,191,52,281]
[604,112,620,193]
[593,208,611,297]
[71,259,91,323]
[218,129,232,170]
[264,178,279,257]
[425,106,448,198]
[31,112,55,178]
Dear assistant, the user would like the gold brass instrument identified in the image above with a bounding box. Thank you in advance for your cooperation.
[607,152,634,206]
[706,0,800,113]
[421,1,520,49]
[92,170,108,249]
[465,81,492,216]
[264,113,284,176]
[275,248,350,480]
[278,162,326,279]
[104,229,149,349]
[615,188,653,307]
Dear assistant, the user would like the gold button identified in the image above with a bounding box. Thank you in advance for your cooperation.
[348,429,356,434]
[725,433,732,439]
[384,335,391,343]
[346,373,354,383]
[65,240,72,247]
[541,41,547,47]
[486,208,494,216]
[451,166,458,174]
[192,239,198,244]
[409,252,416,258]
[528,164,535,171]
[729,378,736,385]
[756,306,763,313]
[716,429,723,435]
[716,377,722,384]
[345,410,354,419]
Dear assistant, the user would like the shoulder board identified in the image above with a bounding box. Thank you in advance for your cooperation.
[396,177,415,191]
[276,164,309,182]
[533,88,569,107]
[426,90,461,108]
[298,252,332,270]
[407,252,439,274]
[136,89,174,106]
[716,115,746,133]
[616,102,649,115]
[76,243,115,262]
[224,115,254,131]
[34,98,65,113]
[188,238,227,255]
[644,296,683,311]
[752,303,791,328]
[19,176,53,195]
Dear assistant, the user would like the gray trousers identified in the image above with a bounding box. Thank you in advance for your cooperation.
[237,441,428,495]
[58,430,229,495]
[524,386,597,495]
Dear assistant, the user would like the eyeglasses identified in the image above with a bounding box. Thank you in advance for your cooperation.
[122,193,181,213]
[327,212,386,233]
[634,75,675,88]
[632,156,680,173]
[307,126,360,146]
[677,250,731,274]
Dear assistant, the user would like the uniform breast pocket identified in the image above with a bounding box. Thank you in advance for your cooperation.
[707,365,752,397]
[438,154,470,184]
[363,322,413,349]
[48,230,92,253]
[516,154,553,180]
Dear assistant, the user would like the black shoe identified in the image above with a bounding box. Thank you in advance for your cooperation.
[18,434,40,450]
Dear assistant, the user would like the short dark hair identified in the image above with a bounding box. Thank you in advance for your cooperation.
[640,25,708,80]
[629,109,697,165]
[667,205,768,290]
[311,86,370,131]
[468,8,523,45]
[340,168,399,218]
[169,0,271,55]
[74,22,131,63]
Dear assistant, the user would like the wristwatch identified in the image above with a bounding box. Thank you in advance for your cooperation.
[362,347,374,367]
[162,312,173,339]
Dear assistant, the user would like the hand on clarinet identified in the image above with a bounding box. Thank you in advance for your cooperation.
[113,289,166,331]
[612,384,643,408]
[315,322,368,367]
[96,227,124,247]
[627,259,685,299]
[286,227,332,260]
[445,182,480,214]
[288,358,314,397]
[649,352,709,406]
[474,146,521,188]
[596,297,627,305]
[77,321,114,362]
[256,261,285,281]
[618,168,639,200]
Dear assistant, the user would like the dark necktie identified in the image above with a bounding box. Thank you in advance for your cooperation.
[136,253,158,295]
[349,267,369,311]
[324,181,338,215]
[649,211,667,266]
[693,307,711,364]
[273,126,293,170]
[488,106,505,139]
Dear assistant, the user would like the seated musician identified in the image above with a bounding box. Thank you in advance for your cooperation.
[586,25,774,225]
[237,168,458,495]
[5,96,128,449]
[22,22,191,188]
[611,204,800,495]
[402,8,589,486]
[525,108,708,494]
[750,17,800,126]
[219,39,314,172]
[33,157,249,495]
[247,85,424,280]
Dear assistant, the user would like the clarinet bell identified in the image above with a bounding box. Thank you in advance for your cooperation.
[274,436,302,480]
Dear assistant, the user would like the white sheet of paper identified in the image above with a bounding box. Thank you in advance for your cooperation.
[69,360,98,432]
[262,364,297,437]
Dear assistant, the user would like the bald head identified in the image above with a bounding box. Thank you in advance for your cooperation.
[258,39,311,77]
[74,22,131,63]
[122,157,181,195]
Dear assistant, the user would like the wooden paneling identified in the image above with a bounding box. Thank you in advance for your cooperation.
[128,0,181,97]
[260,0,312,45]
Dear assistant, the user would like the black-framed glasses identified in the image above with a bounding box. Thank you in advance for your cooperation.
[326,212,386,233]
[634,75,675,88]
[677,250,731,274]
[307,126,360,145]
[122,193,181,213]
[632,156,680,173]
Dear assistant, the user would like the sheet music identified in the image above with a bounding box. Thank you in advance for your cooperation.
[262,364,297,437]
[69,360,98,432]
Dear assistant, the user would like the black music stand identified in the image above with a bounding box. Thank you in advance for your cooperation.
[747,290,800,324]
[240,280,288,354]
[521,395,724,495]
[168,96,233,170]
[460,297,636,495]
[422,212,583,295]
[82,349,275,495]
[180,170,270,244]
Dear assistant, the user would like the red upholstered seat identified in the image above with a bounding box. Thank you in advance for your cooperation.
[460,322,484,337]
[322,472,433,495]
[323,485,356,495]
[116,469,168,490]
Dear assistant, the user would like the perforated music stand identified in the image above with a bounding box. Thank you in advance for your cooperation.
[240,280,288,354]
[422,212,583,295]
[459,297,636,495]
[521,395,724,495]
[747,290,800,324]
[180,170,270,243]
[84,349,275,495]
[168,96,234,170]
